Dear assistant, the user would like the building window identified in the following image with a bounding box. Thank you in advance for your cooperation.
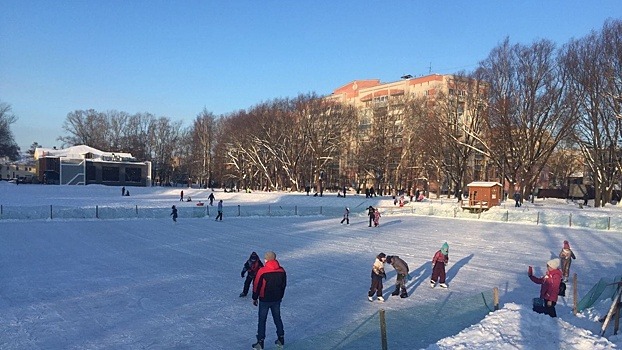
[102,166,120,182]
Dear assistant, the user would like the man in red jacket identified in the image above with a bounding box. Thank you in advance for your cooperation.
[529,258,562,318]
[252,251,287,350]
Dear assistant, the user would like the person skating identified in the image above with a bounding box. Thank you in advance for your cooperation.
[340,207,350,225]
[528,258,562,318]
[386,255,409,298]
[208,192,215,206]
[368,253,387,302]
[558,240,576,283]
[430,242,449,288]
[180,190,184,202]
[215,200,223,221]
[252,251,286,350]
[240,252,264,297]
[373,208,381,227]
[170,205,178,223]
[367,206,375,227]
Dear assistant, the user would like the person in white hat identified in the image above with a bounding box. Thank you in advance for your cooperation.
[528,258,562,317]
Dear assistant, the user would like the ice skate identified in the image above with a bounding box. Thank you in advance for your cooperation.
[368,296,373,302]
[400,292,408,298]
[439,283,448,288]
[391,289,400,296]
[430,280,436,288]
[239,292,247,297]
[252,339,264,350]
[275,336,284,349]
[377,296,385,302]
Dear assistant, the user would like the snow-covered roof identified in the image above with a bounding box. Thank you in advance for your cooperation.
[34,145,134,161]
[467,181,502,188]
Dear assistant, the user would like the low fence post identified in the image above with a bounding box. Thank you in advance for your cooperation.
[135,205,138,217]
[493,287,499,310]
[320,206,323,215]
[573,273,578,315]
[96,205,99,219]
[569,213,572,227]
[295,205,297,216]
[1,204,3,218]
[238,205,241,217]
[537,212,540,225]
[608,217,611,230]
[506,210,509,222]
[268,205,271,216]
[50,205,53,220]
[379,309,388,350]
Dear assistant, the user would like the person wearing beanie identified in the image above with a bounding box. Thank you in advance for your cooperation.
[240,252,264,297]
[430,242,449,288]
[528,258,562,318]
[252,251,286,350]
[386,255,410,298]
[558,240,576,283]
[368,253,387,302]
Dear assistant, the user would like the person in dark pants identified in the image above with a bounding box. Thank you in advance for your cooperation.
[215,200,223,221]
[340,207,350,225]
[170,205,178,223]
[240,252,264,297]
[368,253,386,302]
[252,251,286,350]
[367,206,375,227]
[180,190,184,202]
[514,191,521,207]
[208,192,215,205]
[386,255,409,298]
[529,258,562,318]
[430,242,449,288]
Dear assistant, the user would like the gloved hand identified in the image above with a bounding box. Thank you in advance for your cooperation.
[546,300,552,307]
[241,271,245,278]
[528,266,533,277]
[253,299,258,306]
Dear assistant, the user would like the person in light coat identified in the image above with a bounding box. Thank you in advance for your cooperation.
[558,240,576,283]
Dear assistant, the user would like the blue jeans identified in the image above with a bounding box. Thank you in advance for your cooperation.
[257,301,284,340]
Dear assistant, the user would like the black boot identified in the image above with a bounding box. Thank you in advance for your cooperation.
[252,339,264,350]
[391,288,400,296]
[275,336,284,347]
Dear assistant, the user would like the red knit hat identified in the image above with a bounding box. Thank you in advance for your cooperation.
[563,240,570,249]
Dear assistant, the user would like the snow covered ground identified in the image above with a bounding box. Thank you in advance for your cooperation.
[0,182,620,349]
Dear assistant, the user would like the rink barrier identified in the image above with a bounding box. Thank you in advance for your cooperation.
[0,202,621,232]
[289,287,499,350]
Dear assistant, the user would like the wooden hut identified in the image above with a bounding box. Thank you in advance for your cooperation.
[462,181,503,212]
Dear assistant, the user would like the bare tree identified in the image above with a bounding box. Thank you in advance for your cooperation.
[189,108,217,187]
[472,38,575,201]
[58,109,110,149]
[0,102,20,160]
[561,19,622,207]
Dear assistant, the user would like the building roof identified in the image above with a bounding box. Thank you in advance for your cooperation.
[467,181,503,188]
[34,145,134,161]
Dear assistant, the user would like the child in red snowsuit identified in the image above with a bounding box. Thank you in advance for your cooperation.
[373,209,381,227]
[529,258,562,318]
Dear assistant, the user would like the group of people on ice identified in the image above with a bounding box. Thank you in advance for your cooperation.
[368,242,450,302]
[169,191,222,223]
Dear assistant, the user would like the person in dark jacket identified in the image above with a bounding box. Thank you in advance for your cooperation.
[514,191,521,207]
[368,253,387,302]
[252,251,286,350]
[240,252,264,297]
[170,205,178,223]
[208,192,215,206]
[558,240,576,283]
[430,242,449,288]
[367,206,375,227]
[386,255,410,298]
[529,258,562,318]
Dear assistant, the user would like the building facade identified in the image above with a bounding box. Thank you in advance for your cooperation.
[0,157,37,182]
[34,145,152,186]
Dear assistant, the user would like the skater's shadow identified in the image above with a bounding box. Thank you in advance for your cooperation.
[406,262,432,294]
[446,253,474,283]
[379,220,402,227]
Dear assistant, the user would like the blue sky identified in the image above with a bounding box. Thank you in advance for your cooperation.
[1,1,620,152]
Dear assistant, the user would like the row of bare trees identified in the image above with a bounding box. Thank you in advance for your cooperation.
[25,19,619,205]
